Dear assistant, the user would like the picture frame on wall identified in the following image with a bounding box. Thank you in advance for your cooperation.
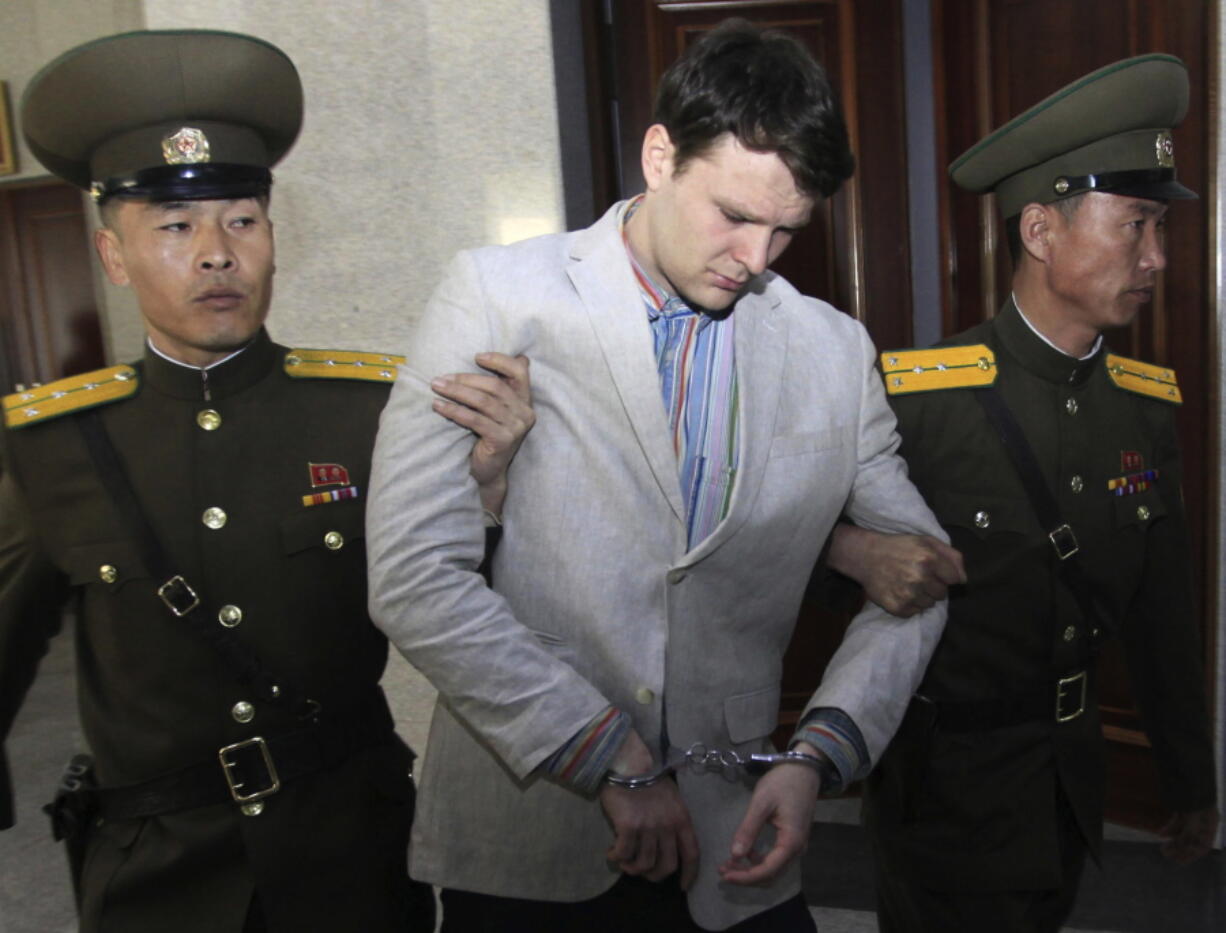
[0,81,18,176]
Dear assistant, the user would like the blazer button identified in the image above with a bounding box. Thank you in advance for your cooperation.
[218,604,243,628]
[231,701,255,724]
[1069,475,1084,494]
[1065,398,1078,415]
[324,531,344,550]
[202,507,227,530]
[99,564,118,584]
[241,802,265,817]
[974,510,991,529]
[1063,625,1077,642]
[1136,505,1150,521]
[635,687,655,705]
[196,409,222,431]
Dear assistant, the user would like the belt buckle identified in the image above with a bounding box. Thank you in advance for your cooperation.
[157,575,201,616]
[1055,671,1087,722]
[1048,524,1080,560]
[218,737,281,803]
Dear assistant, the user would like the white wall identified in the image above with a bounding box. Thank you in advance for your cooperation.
[3,0,566,362]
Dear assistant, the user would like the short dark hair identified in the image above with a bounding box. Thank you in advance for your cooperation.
[653,19,854,199]
[1003,193,1086,263]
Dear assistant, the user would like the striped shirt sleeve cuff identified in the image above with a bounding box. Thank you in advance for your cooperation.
[540,706,632,795]
[790,707,869,795]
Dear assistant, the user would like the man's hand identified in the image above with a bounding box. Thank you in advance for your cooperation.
[1159,807,1220,865]
[828,525,965,617]
[718,743,822,886]
[598,731,700,889]
[431,353,535,517]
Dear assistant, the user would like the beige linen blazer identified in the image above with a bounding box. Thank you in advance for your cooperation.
[367,203,947,930]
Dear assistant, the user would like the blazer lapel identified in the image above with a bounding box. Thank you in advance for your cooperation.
[684,281,789,562]
[566,210,687,524]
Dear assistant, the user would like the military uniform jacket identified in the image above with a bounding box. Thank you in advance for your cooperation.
[865,300,1216,892]
[0,330,423,932]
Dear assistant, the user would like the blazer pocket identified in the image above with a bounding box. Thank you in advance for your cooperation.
[724,684,782,744]
[768,429,845,459]
[280,499,365,555]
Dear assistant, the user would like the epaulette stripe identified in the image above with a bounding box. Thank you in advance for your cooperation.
[881,345,998,395]
[1105,353,1181,404]
[284,348,406,384]
[3,365,138,429]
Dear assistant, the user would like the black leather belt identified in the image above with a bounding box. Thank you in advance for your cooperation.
[923,669,1091,733]
[95,689,397,820]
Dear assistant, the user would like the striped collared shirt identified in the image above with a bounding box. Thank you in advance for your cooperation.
[619,196,740,548]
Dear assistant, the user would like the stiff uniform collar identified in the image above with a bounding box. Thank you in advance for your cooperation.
[140,328,277,401]
[995,297,1102,386]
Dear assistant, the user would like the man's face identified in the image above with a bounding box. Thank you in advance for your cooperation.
[633,130,814,312]
[95,197,275,367]
[1044,192,1168,334]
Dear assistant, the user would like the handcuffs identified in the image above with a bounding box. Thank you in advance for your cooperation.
[603,742,827,789]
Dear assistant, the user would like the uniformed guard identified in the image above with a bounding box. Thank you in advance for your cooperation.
[829,54,1219,932]
[1,29,533,932]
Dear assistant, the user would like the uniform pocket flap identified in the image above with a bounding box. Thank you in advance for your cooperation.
[724,684,782,744]
[1111,489,1168,528]
[64,540,150,587]
[280,499,365,555]
[932,489,1032,538]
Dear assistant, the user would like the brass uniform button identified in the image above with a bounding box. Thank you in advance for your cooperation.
[974,510,991,529]
[218,605,243,628]
[1137,505,1151,521]
[324,531,344,550]
[99,564,118,583]
[1069,475,1084,494]
[196,409,222,431]
[1065,398,1078,415]
[634,687,655,705]
[241,802,265,817]
[1063,625,1077,642]
[231,701,255,724]
[202,507,227,530]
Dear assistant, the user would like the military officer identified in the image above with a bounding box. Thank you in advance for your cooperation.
[830,55,1219,931]
[1,30,533,932]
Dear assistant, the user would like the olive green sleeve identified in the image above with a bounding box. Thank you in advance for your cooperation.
[1118,406,1216,812]
[0,452,71,829]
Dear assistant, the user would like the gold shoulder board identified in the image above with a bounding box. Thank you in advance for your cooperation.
[881,345,998,396]
[3,365,138,430]
[1105,354,1181,404]
[284,348,405,383]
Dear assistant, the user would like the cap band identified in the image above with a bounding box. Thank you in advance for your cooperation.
[91,163,272,203]
[1054,167,1176,196]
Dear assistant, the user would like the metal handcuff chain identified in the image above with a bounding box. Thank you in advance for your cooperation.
[604,742,824,789]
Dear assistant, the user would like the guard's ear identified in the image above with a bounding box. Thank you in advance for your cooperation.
[1018,202,1053,263]
[641,123,677,193]
[94,226,130,287]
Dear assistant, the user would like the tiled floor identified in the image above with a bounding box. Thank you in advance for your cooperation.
[2,630,1222,933]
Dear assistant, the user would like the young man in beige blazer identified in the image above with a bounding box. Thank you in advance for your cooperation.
[367,20,962,932]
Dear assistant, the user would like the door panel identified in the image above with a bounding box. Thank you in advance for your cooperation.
[0,182,104,388]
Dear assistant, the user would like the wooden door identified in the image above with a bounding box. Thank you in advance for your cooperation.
[934,0,1215,828]
[0,182,104,389]
[583,0,913,738]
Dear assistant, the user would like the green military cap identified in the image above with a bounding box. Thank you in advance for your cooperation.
[21,29,302,204]
[950,54,1195,218]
